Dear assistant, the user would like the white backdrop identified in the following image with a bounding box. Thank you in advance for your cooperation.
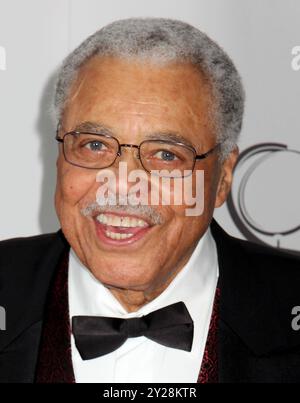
[0,0,300,251]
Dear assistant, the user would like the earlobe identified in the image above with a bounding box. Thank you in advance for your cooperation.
[214,174,227,208]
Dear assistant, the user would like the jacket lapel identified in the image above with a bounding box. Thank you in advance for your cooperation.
[35,248,75,383]
[198,287,220,383]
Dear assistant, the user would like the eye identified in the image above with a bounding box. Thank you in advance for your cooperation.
[154,150,179,161]
[84,141,108,152]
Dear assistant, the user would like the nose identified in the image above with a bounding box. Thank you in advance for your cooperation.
[116,144,141,169]
[112,144,149,199]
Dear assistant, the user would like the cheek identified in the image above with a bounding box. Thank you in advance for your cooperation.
[163,173,206,217]
[55,161,97,208]
[160,208,204,265]
[165,164,219,225]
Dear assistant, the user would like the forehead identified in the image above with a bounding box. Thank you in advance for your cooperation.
[63,56,216,146]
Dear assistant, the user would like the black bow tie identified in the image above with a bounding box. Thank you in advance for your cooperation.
[72,301,194,360]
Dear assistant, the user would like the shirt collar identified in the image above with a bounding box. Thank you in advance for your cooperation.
[68,226,218,319]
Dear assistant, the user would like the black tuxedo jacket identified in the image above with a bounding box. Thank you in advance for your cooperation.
[1,219,300,383]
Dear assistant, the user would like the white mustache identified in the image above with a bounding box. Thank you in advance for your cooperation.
[80,195,164,226]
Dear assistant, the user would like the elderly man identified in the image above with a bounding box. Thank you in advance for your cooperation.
[0,18,300,384]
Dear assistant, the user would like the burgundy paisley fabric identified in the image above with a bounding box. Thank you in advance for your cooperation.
[197,287,220,383]
[35,249,220,383]
[35,250,75,383]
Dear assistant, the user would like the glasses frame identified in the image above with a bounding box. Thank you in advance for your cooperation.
[55,129,223,177]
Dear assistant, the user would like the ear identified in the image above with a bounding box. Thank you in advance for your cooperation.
[214,146,239,208]
[56,140,65,167]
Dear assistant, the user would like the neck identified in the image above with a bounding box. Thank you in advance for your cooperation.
[107,253,193,313]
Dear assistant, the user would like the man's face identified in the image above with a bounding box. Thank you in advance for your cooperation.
[55,56,237,297]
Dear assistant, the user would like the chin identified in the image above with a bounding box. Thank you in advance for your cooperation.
[89,263,154,291]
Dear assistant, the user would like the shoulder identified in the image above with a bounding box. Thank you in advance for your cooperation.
[211,219,300,354]
[224,230,300,309]
[211,219,300,281]
[229,232,300,281]
[0,232,60,270]
[0,231,68,287]
[0,230,68,290]
[0,230,69,350]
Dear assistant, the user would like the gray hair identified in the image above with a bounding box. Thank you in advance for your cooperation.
[54,18,245,161]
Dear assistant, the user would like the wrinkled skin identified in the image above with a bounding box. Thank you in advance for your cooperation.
[55,56,238,311]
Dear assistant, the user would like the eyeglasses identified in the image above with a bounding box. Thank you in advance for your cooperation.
[55,130,222,178]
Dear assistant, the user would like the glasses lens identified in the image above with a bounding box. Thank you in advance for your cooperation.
[63,132,119,168]
[140,141,195,177]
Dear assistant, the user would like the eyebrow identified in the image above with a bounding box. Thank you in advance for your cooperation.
[145,132,195,148]
[72,121,196,148]
[72,121,114,136]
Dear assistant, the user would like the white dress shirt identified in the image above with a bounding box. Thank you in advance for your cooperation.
[68,226,219,383]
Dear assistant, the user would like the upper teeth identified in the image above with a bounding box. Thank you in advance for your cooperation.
[96,213,148,228]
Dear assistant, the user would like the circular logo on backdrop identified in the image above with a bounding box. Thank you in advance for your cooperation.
[227,143,300,253]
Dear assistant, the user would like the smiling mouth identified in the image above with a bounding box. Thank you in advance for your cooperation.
[93,212,152,245]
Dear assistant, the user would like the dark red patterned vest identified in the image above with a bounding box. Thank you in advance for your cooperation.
[35,250,220,383]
